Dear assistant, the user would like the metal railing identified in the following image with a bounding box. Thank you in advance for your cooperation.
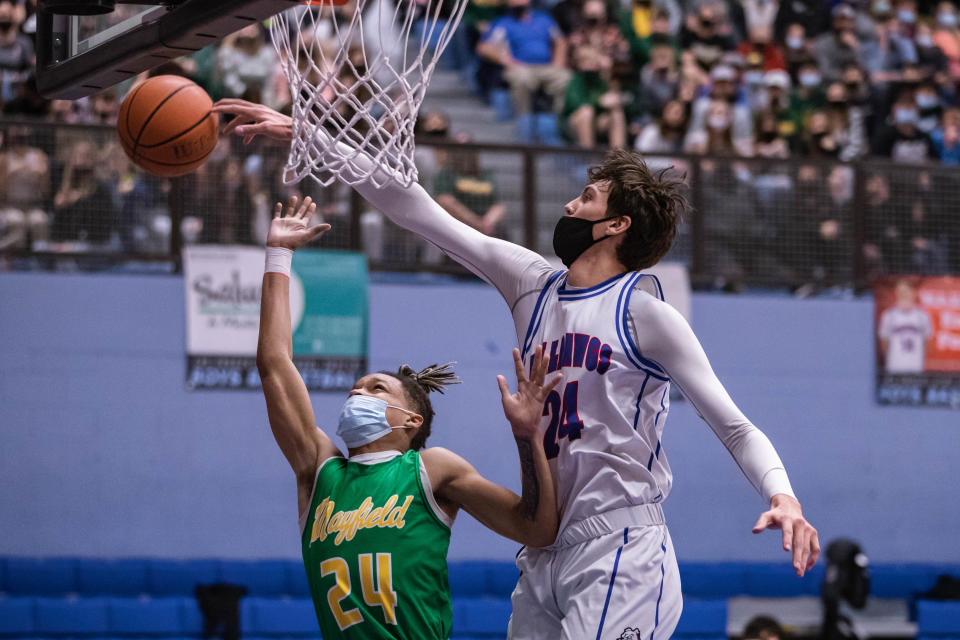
[3,118,959,291]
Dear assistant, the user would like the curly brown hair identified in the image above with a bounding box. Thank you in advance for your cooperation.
[587,149,687,271]
[381,363,459,451]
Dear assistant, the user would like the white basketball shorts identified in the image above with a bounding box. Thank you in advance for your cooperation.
[507,504,682,640]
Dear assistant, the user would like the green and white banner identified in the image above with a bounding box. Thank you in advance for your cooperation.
[183,245,368,391]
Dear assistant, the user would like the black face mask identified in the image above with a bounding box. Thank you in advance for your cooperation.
[553,215,620,268]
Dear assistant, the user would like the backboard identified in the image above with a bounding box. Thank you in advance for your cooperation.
[36,0,299,99]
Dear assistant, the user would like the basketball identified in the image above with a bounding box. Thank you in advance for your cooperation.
[116,75,219,178]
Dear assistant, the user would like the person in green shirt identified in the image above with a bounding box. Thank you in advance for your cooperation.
[256,195,562,639]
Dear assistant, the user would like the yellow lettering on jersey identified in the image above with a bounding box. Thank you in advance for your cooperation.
[309,494,415,547]
[384,495,413,528]
[311,497,335,544]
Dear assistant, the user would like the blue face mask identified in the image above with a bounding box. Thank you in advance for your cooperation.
[898,8,916,23]
[336,395,419,448]
[894,108,919,125]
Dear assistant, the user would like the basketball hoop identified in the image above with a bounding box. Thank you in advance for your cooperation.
[271,0,468,188]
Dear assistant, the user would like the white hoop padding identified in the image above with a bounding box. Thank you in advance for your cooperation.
[270,0,468,188]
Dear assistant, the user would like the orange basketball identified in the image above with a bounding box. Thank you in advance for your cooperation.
[117,75,219,178]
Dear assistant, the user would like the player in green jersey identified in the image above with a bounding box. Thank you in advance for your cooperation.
[256,196,563,639]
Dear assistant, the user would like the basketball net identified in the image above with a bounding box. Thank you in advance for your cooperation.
[270,0,468,188]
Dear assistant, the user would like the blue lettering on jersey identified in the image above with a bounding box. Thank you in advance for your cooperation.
[540,333,612,375]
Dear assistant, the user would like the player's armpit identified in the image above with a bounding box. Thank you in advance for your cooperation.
[421,447,558,547]
[630,295,796,502]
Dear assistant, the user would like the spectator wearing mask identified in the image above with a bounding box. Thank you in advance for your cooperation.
[788,59,826,136]
[685,98,746,154]
[635,98,689,153]
[933,2,960,82]
[823,80,867,160]
[813,4,864,81]
[915,22,951,91]
[0,0,32,109]
[914,81,942,132]
[930,106,960,163]
[840,62,879,135]
[861,9,914,86]
[894,0,918,40]
[679,2,736,71]
[688,64,754,154]
[562,46,629,148]
[567,0,630,70]
[754,109,791,156]
[873,91,938,161]
[774,0,831,42]
[782,23,813,76]
[618,0,682,60]
[801,109,843,156]
[636,40,679,119]
[933,1,960,80]
[760,69,797,139]
[477,0,571,116]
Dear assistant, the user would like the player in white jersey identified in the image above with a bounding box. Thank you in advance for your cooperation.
[213,100,821,640]
[878,279,933,373]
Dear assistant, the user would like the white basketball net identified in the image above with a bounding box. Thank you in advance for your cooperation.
[270,0,469,188]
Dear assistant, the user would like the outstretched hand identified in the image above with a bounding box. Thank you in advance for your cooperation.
[753,494,820,577]
[212,99,293,145]
[267,196,329,251]
[498,346,563,441]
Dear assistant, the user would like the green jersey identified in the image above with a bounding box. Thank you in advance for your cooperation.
[300,450,452,639]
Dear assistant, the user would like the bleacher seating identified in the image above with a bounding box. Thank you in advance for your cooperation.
[1,557,958,639]
[918,599,960,639]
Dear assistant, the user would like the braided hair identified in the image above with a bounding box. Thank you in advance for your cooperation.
[382,362,459,451]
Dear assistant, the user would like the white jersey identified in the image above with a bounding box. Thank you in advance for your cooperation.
[324,142,797,541]
[878,306,932,373]
[519,270,673,531]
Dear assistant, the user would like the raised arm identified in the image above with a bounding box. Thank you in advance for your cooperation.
[421,346,562,547]
[631,292,820,576]
[257,196,341,515]
[212,99,552,307]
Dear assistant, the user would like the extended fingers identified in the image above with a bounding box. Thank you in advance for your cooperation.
[752,511,773,534]
[781,518,794,552]
[284,195,299,217]
[273,202,283,219]
[308,223,331,240]
[807,529,821,569]
[297,196,314,219]
[792,524,807,576]
[543,372,563,395]
[497,374,511,400]
[512,348,526,384]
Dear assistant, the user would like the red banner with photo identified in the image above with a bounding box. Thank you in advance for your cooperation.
[874,276,960,407]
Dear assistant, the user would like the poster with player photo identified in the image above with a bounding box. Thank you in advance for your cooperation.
[874,276,960,408]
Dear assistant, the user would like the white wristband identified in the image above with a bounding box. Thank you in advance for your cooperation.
[264,246,293,277]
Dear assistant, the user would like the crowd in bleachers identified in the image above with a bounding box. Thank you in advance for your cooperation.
[3,0,960,288]
[460,0,960,160]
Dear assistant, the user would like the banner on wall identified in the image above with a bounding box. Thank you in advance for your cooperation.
[183,245,368,391]
[874,275,960,408]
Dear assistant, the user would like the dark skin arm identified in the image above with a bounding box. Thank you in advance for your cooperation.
[421,346,562,547]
